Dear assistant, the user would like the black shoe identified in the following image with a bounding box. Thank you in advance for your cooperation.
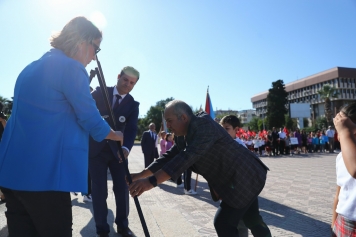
[97,234,109,237]
[117,227,133,237]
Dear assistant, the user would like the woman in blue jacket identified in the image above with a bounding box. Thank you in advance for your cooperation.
[0,17,123,237]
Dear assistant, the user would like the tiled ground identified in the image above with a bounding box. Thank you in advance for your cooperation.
[0,146,337,237]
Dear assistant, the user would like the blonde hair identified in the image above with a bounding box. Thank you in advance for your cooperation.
[50,16,102,58]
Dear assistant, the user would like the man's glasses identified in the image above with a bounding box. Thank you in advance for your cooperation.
[91,42,101,55]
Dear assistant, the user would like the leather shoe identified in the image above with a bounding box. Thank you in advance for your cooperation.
[97,234,109,237]
[117,227,134,237]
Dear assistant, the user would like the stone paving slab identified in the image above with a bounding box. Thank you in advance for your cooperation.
[0,146,337,236]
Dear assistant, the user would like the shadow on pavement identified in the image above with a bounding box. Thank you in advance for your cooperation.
[0,226,7,237]
[158,176,332,236]
[262,152,337,159]
[259,196,332,236]
[71,198,117,237]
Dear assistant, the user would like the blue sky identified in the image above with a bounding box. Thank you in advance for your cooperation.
[1,0,356,117]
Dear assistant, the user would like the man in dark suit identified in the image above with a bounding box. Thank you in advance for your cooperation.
[89,66,140,237]
[129,100,271,237]
[141,123,158,168]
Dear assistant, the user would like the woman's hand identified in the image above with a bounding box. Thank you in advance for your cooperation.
[105,130,123,143]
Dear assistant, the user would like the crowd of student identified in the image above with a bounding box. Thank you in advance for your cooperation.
[230,126,340,157]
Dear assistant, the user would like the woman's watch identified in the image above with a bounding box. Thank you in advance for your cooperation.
[148,176,157,187]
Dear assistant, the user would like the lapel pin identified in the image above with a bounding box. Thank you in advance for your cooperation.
[119,116,126,123]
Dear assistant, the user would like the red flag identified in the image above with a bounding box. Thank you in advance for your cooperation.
[205,87,215,119]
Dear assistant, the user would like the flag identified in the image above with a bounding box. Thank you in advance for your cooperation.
[162,111,168,132]
[205,87,215,119]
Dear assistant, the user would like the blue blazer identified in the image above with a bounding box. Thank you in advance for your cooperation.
[89,86,139,159]
[0,49,110,192]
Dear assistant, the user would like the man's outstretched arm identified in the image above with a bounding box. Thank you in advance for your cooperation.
[128,169,171,197]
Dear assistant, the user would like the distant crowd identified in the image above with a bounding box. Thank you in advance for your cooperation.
[227,126,339,157]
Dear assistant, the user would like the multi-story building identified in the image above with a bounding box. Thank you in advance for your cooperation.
[215,109,256,124]
[215,109,239,117]
[236,109,256,124]
[251,67,356,122]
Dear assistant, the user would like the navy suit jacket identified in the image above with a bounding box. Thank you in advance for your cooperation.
[141,130,157,154]
[89,86,139,159]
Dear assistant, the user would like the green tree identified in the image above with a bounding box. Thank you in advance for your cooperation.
[247,117,260,131]
[315,116,328,130]
[257,119,266,131]
[137,97,174,140]
[317,84,339,126]
[0,95,13,117]
[266,80,288,128]
[284,114,294,130]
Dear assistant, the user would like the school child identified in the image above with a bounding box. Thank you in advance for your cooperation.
[246,137,254,152]
[165,133,174,151]
[253,136,261,156]
[264,133,272,156]
[284,135,291,155]
[319,133,326,152]
[220,115,249,237]
[312,133,320,152]
[260,136,266,156]
[290,133,298,155]
[331,102,356,236]
[307,134,313,153]
[159,131,167,156]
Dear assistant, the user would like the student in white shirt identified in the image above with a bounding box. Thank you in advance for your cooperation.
[220,115,248,237]
[278,128,287,155]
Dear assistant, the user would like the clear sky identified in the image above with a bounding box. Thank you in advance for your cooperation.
[1,0,356,117]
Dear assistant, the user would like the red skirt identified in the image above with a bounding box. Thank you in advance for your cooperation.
[332,215,356,237]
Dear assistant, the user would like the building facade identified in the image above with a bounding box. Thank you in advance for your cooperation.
[215,109,256,124]
[237,109,256,124]
[251,67,356,123]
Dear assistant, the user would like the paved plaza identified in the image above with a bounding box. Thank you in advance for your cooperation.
[0,145,337,237]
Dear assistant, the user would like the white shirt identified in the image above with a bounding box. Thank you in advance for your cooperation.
[112,86,127,107]
[326,129,335,138]
[235,137,247,148]
[112,86,129,152]
[150,131,158,147]
[336,152,356,221]
[278,131,286,139]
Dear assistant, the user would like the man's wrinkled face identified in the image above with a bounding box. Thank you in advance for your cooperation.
[164,107,188,136]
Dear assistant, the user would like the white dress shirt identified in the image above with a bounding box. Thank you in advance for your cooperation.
[112,86,129,153]
[112,86,127,107]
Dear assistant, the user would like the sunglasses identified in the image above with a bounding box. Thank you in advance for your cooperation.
[90,42,101,55]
